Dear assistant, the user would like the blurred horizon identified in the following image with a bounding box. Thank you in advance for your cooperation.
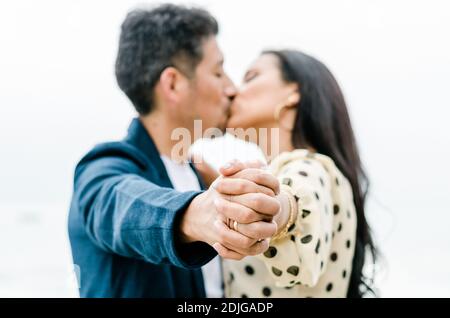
[0,0,449,297]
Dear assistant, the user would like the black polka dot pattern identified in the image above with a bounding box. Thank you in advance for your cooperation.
[263,246,277,258]
[301,235,313,244]
[302,209,311,218]
[282,177,292,186]
[245,265,254,275]
[262,287,271,297]
[315,239,321,254]
[272,267,282,276]
[299,171,308,177]
[287,266,299,276]
[330,252,338,262]
[333,204,340,215]
[222,150,356,298]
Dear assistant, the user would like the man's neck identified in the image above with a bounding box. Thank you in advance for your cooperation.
[139,112,190,162]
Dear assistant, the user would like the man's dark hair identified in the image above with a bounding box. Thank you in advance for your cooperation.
[115,4,219,115]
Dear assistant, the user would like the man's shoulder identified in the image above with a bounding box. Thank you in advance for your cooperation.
[77,140,149,173]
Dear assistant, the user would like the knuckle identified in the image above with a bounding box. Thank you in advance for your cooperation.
[215,180,225,192]
[216,200,227,214]
[240,209,253,223]
[217,230,228,243]
[259,185,273,197]
[252,193,265,211]
[272,198,281,212]
[252,172,262,184]
[236,181,246,193]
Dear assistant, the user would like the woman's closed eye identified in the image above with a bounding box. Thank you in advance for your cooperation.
[244,71,258,83]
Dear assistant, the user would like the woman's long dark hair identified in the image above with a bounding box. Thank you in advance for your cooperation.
[265,50,377,297]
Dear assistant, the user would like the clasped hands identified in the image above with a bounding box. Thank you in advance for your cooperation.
[182,159,288,260]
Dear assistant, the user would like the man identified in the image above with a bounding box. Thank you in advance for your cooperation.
[68,4,280,298]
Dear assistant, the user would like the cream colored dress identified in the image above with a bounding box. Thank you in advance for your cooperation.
[222,149,357,298]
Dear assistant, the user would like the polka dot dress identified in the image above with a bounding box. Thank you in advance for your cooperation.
[222,149,357,298]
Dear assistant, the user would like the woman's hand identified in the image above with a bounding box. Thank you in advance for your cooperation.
[220,159,292,239]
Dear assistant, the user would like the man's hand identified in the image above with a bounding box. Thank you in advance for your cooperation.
[180,160,280,260]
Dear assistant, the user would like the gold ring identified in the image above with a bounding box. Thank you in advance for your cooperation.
[233,220,238,232]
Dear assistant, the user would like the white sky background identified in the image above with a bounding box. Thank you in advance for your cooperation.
[0,0,449,297]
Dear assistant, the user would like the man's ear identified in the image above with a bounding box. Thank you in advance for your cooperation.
[158,66,188,104]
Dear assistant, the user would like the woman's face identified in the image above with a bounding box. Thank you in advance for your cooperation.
[228,53,298,130]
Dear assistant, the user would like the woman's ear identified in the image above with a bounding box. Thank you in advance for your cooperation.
[287,91,300,106]
[274,91,300,121]
[277,91,300,131]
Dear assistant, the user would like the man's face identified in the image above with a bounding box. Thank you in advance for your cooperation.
[184,37,236,133]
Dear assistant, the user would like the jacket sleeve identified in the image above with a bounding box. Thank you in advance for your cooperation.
[72,153,217,269]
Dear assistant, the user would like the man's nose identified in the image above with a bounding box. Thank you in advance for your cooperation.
[224,77,237,100]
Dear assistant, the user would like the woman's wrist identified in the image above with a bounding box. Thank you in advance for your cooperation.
[273,192,291,236]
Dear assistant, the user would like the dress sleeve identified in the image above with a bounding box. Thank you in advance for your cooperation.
[256,157,334,288]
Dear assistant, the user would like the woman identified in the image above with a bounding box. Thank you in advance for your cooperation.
[199,50,376,298]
